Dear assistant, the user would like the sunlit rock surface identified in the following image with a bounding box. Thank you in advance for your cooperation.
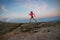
[0,21,60,40]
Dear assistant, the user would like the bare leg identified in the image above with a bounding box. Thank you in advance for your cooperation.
[29,18,32,23]
[33,18,37,23]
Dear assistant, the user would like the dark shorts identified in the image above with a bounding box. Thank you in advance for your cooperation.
[31,16,33,18]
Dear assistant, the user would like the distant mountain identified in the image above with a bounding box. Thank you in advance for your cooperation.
[37,16,60,22]
[49,20,60,23]
[2,16,60,23]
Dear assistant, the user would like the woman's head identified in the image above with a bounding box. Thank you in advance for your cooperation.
[31,11,33,13]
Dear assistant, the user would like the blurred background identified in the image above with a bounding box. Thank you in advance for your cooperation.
[0,0,60,23]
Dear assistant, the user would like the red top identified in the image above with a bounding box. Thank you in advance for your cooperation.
[29,11,34,16]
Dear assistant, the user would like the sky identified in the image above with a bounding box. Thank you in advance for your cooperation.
[0,0,60,22]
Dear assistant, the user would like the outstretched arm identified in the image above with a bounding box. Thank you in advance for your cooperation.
[33,13,36,17]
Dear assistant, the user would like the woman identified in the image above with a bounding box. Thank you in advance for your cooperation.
[29,11,37,23]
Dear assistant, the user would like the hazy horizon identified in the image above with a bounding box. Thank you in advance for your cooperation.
[0,0,60,23]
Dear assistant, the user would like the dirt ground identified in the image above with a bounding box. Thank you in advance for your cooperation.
[0,24,60,40]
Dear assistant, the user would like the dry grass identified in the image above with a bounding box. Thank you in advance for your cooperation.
[0,21,60,40]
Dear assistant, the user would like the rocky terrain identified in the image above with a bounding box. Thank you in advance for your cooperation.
[0,21,60,40]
